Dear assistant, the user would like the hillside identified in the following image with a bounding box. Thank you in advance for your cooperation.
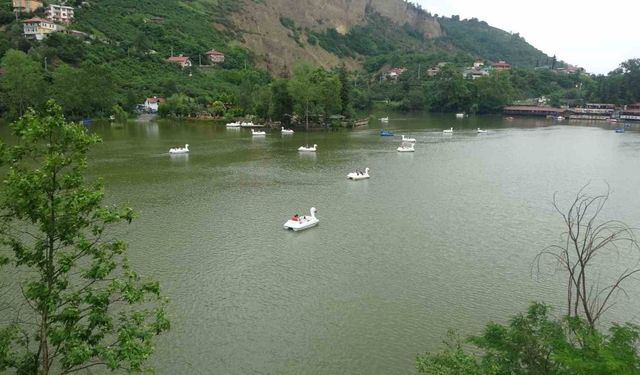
[64,0,551,72]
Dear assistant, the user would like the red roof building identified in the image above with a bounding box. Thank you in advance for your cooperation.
[166,54,192,68]
[492,60,511,70]
[205,49,225,64]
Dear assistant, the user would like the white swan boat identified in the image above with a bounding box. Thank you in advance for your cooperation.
[477,128,487,134]
[380,117,389,122]
[284,207,319,231]
[401,135,416,143]
[251,129,266,136]
[397,143,415,152]
[442,127,453,134]
[347,167,370,180]
[169,144,189,154]
[298,144,317,152]
[226,121,241,127]
[456,113,466,119]
[281,127,294,134]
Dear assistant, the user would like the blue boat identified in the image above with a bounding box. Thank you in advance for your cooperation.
[615,128,625,133]
[82,118,93,126]
[380,129,394,136]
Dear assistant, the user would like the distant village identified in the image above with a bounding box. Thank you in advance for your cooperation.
[13,0,225,62]
[382,59,639,122]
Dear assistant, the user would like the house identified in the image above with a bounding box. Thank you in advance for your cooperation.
[386,67,407,80]
[621,103,640,121]
[463,68,489,80]
[44,4,74,24]
[167,54,192,68]
[492,60,511,71]
[23,17,60,40]
[205,49,225,64]
[12,0,42,13]
[427,62,448,77]
[144,97,165,113]
[556,64,582,74]
[473,59,484,69]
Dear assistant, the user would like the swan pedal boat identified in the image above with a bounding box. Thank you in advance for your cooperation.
[397,144,415,152]
[347,167,370,180]
[251,129,266,136]
[442,127,453,134]
[380,117,389,122]
[615,128,625,133]
[401,135,416,142]
[169,144,189,154]
[477,128,488,134]
[284,208,319,231]
[281,127,294,134]
[298,144,317,152]
[226,122,241,127]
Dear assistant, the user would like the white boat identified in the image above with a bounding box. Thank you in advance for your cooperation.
[283,207,319,231]
[380,117,389,122]
[298,144,317,152]
[443,127,453,134]
[397,143,415,152]
[555,116,565,121]
[477,128,487,134]
[169,144,189,154]
[281,127,294,134]
[456,113,466,119]
[347,167,370,180]
[251,129,266,136]
[226,121,241,127]
[401,135,416,143]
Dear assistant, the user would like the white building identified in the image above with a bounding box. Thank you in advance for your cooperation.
[23,17,60,40]
[44,4,74,24]
[144,97,165,113]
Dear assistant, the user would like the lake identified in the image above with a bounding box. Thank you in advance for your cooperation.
[3,114,640,374]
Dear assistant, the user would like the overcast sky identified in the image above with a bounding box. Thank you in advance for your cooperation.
[415,0,639,74]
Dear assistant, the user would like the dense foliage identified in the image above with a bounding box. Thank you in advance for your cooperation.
[417,303,640,374]
[438,16,551,68]
[0,102,169,373]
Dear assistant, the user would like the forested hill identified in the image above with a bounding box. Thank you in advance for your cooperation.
[30,0,553,73]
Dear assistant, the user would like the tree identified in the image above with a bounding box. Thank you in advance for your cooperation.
[536,185,640,327]
[288,64,317,130]
[474,71,515,113]
[0,102,170,374]
[417,303,640,374]
[0,49,46,118]
[425,65,472,112]
[270,79,293,124]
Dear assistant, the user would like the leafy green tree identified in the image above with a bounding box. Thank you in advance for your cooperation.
[112,103,128,123]
[0,102,170,374]
[418,303,640,375]
[270,78,293,124]
[209,100,226,117]
[0,49,46,118]
[425,64,472,112]
[474,71,515,113]
[288,64,317,129]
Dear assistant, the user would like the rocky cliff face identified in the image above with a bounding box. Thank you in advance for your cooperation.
[227,0,443,73]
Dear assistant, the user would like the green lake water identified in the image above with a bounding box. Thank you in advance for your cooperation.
[2,114,640,374]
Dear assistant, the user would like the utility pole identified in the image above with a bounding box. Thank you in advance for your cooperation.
[418,63,421,81]
[199,54,201,66]
[44,57,48,73]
